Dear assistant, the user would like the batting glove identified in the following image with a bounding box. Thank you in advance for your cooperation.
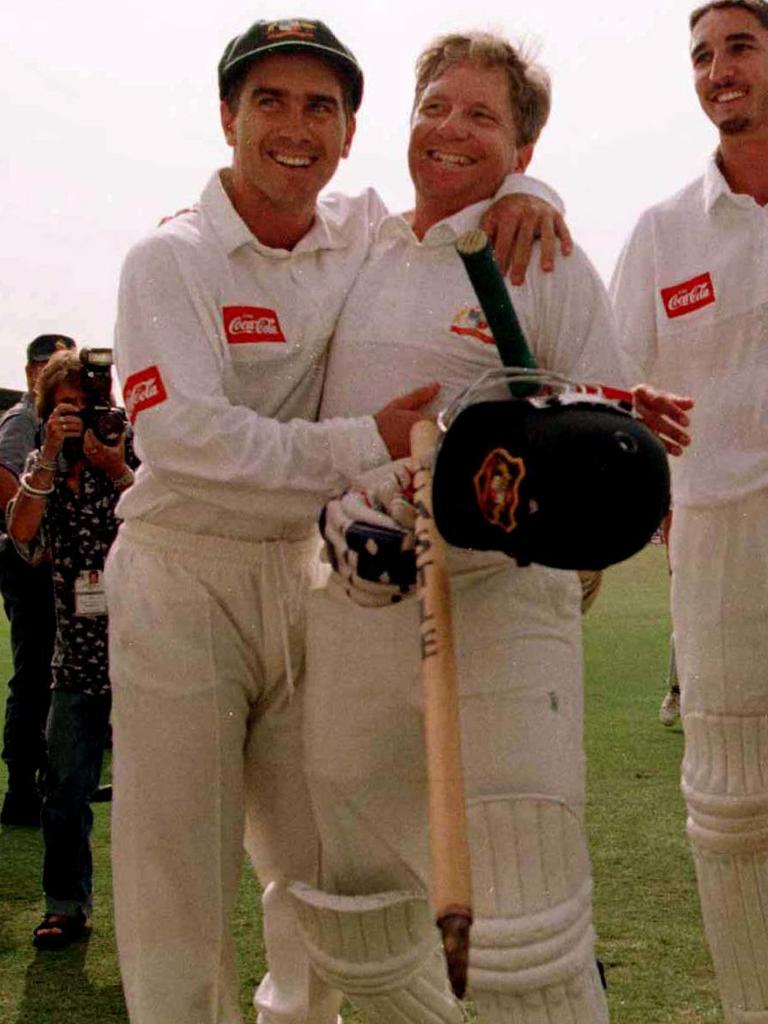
[320,459,418,607]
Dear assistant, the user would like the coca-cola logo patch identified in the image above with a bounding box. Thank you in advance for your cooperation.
[661,272,715,319]
[124,365,167,424]
[223,306,286,344]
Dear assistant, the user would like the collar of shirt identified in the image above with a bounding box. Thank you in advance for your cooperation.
[703,151,767,216]
[200,171,357,258]
[375,195,493,247]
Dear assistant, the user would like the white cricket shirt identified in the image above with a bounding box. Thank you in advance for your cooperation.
[114,172,390,541]
[610,156,768,508]
[320,199,628,421]
[115,171,564,541]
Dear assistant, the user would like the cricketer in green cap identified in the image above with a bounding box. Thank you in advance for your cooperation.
[218,16,360,250]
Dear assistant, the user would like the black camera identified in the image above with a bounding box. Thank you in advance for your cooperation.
[79,348,126,447]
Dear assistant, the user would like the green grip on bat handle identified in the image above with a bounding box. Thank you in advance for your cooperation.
[456,234,538,398]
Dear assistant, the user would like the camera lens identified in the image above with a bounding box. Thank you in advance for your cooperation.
[92,408,127,446]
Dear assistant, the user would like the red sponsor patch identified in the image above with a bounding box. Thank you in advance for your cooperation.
[223,306,286,344]
[660,272,715,319]
[578,383,634,406]
[123,365,167,424]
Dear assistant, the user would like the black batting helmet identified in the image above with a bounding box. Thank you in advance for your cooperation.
[432,378,670,571]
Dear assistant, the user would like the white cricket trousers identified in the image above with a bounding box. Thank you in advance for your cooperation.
[672,490,768,1024]
[104,520,340,1024]
[304,557,608,1021]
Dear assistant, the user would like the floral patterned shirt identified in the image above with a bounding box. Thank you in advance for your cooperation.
[10,453,126,695]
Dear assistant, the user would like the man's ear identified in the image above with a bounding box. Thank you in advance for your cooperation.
[220,100,237,147]
[515,143,534,173]
[341,113,356,159]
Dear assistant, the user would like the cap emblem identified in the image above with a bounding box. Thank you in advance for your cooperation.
[473,448,526,534]
[265,20,317,41]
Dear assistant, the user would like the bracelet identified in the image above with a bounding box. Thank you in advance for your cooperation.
[112,468,134,491]
[33,453,58,473]
[20,473,54,498]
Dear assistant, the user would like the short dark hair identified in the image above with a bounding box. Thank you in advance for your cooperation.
[35,351,84,423]
[220,69,249,114]
[413,32,551,147]
[690,0,768,31]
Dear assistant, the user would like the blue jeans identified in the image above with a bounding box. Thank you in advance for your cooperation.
[42,689,111,917]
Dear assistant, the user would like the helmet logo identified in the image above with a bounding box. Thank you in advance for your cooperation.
[473,448,526,534]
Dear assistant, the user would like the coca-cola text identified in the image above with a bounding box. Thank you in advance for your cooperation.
[661,272,715,319]
[222,306,286,344]
[124,365,168,423]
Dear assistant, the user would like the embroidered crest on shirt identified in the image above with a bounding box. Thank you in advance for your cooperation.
[474,449,526,534]
[450,306,494,344]
[660,272,716,319]
[223,306,286,344]
[124,365,168,424]
[266,20,316,40]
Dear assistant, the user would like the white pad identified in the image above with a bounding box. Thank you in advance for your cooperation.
[288,885,463,1024]
[467,794,608,1024]
[683,712,768,1022]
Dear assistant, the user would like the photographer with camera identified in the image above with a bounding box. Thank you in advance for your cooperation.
[0,335,76,828]
[7,348,134,949]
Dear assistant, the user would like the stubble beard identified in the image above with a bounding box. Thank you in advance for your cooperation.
[719,116,752,134]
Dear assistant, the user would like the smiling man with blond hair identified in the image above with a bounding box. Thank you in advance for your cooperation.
[291,30,644,1024]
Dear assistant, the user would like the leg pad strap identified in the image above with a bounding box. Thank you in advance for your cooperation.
[288,885,463,1024]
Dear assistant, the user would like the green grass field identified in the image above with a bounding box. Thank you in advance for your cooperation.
[0,545,723,1023]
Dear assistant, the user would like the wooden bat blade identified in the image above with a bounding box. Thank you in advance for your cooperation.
[411,419,472,998]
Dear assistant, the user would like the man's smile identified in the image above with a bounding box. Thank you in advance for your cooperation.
[709,87,749,103]
[269,152,315,168]
[426,149,474,166]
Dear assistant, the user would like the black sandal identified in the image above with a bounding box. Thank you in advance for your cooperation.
[32,910,89,950]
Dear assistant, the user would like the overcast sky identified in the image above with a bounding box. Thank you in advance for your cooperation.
[0,0,715,391]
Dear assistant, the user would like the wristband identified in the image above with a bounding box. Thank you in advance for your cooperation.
[20,473,54,498]
[33,453,58,473]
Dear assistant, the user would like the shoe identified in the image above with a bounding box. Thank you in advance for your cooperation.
[1,789,42,827]
[32,910,89,950]
[659,689,680,726]
[90,785,112,803]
